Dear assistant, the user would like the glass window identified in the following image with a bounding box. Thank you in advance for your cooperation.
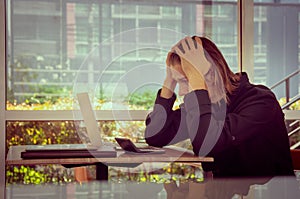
[253,1,300,100]
[138,5,160,15]
[7,0,238,110]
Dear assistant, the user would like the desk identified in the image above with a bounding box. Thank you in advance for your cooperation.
[6,145,214,180]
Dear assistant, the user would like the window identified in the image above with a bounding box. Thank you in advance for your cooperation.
[6,0,238,109]
[253,0,300,100]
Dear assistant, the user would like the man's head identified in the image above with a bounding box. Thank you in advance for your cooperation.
[168,36,240,97]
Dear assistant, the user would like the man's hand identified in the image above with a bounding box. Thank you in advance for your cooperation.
[172,36,211,78]
[172,36,209,91]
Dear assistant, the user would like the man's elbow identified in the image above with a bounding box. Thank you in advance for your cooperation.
[145,136,165,147]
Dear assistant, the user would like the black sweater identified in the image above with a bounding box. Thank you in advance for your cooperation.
[145,73,294,177]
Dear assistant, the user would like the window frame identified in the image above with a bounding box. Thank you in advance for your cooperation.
[1,0,6,197]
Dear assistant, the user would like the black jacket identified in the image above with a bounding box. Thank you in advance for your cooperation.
[145,73,294,177]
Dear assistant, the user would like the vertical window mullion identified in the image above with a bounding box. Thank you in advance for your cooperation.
[238,0,254,80]
[1,0,6,197]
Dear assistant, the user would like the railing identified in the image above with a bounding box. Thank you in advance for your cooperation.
[281,94,300,110]
[270,68,300,150]
[270,69,300,106]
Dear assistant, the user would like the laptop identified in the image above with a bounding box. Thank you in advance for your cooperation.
[21,92,117,159]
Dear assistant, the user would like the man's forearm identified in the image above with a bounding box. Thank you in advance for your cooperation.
[184,90,212,156]
[161,79,176,99]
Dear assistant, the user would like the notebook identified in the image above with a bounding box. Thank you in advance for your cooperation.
[21,92,117,159]
[115,137,165,154]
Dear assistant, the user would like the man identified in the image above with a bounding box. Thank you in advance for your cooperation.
[145,36,294,177]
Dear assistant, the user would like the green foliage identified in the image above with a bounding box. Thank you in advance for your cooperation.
[27,86,72,105]
[109,163,204,184]
[6,120,82,185]
[6,121,82,149]
[8,54,68,104]
[279,97,300,110]
[127,90,156,109]
[6,165,74,185]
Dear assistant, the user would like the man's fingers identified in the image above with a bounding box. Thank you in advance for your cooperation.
[181,37,190,52]
[171,39,185,54]
[166,51,172,66]
[194,37,203,48]
[186,37,196,50]
[172,36,198,57]
[172,46,184,57]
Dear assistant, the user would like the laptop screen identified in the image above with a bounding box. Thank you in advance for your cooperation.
[76,92,103,147]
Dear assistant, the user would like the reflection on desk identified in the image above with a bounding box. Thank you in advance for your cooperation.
[165,176,300,199]
[6,176,300,199]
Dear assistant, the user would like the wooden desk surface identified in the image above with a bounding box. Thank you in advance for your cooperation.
[6,145,213,166]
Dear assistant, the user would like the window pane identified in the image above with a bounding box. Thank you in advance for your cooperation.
[253,1,300,100]
[6,120,145,149]
[7,0,238,110]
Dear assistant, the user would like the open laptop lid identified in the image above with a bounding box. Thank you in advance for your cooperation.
[21,93,114,156]
[76,92,102,148]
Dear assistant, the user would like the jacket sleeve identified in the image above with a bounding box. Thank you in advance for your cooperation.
[183,90,226,156]
[144,89,189,147]
[145,89,220,155]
